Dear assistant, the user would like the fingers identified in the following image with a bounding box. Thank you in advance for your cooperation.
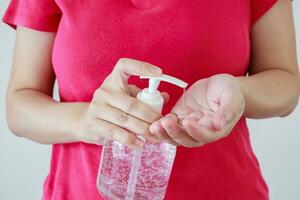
[95,104,157,143]
[87,119,144,149]
[161,92,170,104]
[160,114,199,147]
[172,104,194,118]
[88,58,165,148]
[114,58,162,83]
[107,92,162,124]
[176,110,205,125]
[181,117,236,144]
[181,118,220,143]
[151,112,236,148]
[150,121,180,146]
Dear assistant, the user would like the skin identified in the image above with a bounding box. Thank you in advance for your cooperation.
[6,0,300,149]
[150,0,300,147]
[6,52,169,149]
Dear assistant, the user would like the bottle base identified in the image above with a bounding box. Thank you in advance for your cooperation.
[98,179,167,200]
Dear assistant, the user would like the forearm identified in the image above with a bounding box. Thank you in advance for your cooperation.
[238,69,300,118]
[6,89,88,144]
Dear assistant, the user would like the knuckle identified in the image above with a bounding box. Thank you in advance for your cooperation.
[116,58,128,68]
[117,112,130,125]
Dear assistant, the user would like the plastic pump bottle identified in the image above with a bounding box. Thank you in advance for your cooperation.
[97,74,188,200]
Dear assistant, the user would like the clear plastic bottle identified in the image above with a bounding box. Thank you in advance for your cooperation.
[97,74,188,200]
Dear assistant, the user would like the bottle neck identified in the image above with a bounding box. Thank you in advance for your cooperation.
[137,88,164,113]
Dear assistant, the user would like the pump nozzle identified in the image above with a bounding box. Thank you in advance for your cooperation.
[140,74,188,94]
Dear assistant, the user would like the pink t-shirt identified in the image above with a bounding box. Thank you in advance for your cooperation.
[3,0,278,199]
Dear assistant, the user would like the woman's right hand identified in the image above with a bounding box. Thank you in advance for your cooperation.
[74,58,167,149]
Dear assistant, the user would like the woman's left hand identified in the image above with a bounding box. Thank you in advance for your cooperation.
[150,74,246,147]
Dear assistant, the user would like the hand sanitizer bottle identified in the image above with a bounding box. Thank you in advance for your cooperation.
[97,74,188,200]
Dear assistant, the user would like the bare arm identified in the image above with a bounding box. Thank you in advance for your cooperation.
[239,0,300,118]
[6,27,88,144]
[6,27,163,147]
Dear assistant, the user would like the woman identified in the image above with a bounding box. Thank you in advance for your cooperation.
[3,0,299,199]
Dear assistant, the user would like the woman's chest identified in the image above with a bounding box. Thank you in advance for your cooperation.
[52,0,251,101]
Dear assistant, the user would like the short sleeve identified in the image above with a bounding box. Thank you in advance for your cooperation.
[2,0,62,32]
[251,0,278,26]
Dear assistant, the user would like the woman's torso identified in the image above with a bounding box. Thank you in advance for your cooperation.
[44,0,268,199]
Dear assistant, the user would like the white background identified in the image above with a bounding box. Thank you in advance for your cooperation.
[0,1,299,200]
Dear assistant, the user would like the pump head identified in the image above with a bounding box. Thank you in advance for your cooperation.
[140,74,188,94]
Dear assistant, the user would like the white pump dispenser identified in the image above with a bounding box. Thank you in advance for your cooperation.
[97,73,188,200]
[137,74,188,112]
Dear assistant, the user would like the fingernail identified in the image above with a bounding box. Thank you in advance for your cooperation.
[149,125,156,134]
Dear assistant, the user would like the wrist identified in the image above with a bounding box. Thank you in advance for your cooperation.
[235,76,248,115]
[69,103,89,142]
[236,75,246,93]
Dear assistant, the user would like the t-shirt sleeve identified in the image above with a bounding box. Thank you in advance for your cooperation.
[2,0,62,32]
[251,0,278,26]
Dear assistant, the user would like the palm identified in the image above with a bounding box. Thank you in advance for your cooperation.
[150,74,245,147]
[172,74,244,130]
